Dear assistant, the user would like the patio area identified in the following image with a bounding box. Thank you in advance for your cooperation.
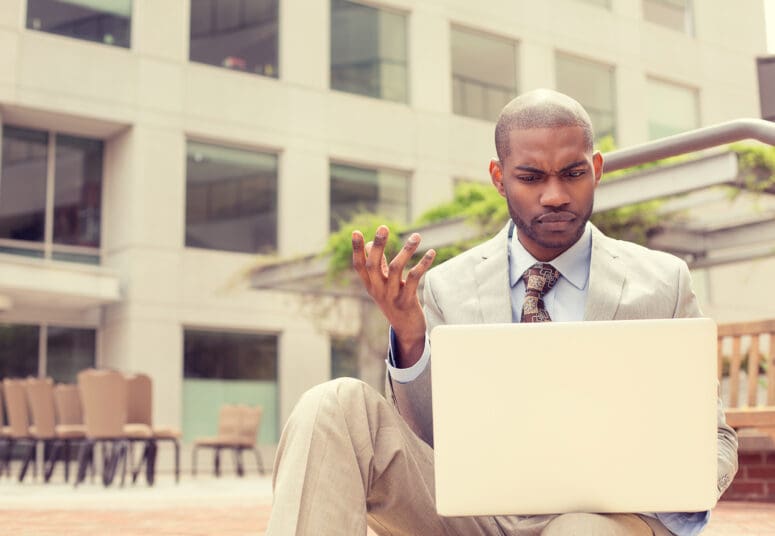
[0,471,773,535]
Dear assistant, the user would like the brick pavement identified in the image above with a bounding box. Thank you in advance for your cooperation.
[1,473,773,535]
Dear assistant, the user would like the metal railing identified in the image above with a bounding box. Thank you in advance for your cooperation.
[604,118,775,173]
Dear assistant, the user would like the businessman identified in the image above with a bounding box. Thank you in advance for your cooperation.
[267,89,738,536]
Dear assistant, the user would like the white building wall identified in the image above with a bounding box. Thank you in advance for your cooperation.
[0,0,769,446]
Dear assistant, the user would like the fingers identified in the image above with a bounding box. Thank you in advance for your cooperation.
[365,225,389,279]
[404,249,436,296]
[351,230,371,290]
[386,232,421,294]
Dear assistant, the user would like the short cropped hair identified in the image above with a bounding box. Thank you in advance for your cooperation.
[494,89,595,161]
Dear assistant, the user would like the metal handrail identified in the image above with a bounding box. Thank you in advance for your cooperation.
[603,118,775,173]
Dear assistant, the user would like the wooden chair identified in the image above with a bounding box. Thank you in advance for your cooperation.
[52,383,89,482]
[76,369,156,487]
[25,377,84,482]
[125,373,180,483]
[718,319,775,440]
[2,379,37,481]
[191,404,265,477]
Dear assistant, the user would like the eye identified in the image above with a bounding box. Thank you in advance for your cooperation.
[565,169,586,179]
[516,174,541,183]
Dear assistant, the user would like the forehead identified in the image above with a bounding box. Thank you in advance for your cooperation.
[504,126,590,167]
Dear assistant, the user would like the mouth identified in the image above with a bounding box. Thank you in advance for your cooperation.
[536,212,576,224]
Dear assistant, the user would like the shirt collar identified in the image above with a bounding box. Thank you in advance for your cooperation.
[509,222,592,290]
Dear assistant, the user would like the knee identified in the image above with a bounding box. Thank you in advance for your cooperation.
[291,378,379,421]
[542,513,651,536]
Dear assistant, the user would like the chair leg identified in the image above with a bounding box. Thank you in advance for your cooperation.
[253,447,265,475]
[173,439,180,484]
[44,440,62,483]
[191,445,198,477]
[18,441,36,482]
[63,440,71,483]
[74,440,93,487]
[232,448,244,477]
[214,447,221,477]
[145,440,157,486]
[3,439,13,477]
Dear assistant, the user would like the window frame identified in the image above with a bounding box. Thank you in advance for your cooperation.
[184,138,280,255]
[0,125,104,264]
[450,24,519,122]
[329,0,410,103]
[25,0,134,48]
[328,159,412,232]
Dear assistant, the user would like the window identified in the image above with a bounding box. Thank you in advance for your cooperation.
[451,26,518,122]
[330,0,408,103]
[0,324,96,382]
[189,0,278,77]
[646,78,699,139]
[329,162,410,231]
[182,329,278,443]
[555,53,617,142]
[0,126,103,264]
[331,336,359,379]
[643,0,693,35]
[185,141,278,254]
[26,0,132,48]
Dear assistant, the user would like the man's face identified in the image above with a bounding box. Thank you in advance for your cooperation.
[490,126,603,261]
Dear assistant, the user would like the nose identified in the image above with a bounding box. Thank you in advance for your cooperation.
[539,176,571,207]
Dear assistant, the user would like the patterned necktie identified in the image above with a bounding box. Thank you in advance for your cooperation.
[521,263,560,323]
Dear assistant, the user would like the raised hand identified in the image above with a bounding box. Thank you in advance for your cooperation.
[351,225,436,367]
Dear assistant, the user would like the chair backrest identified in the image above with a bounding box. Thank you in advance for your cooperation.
[77,368,128,438]
[125,372,152,426]
[217,404,243,437]
[53,383,84,425]
[718,319,775,408]
[237,405,263,447]
[2,378,31,438]
[25,377,57,438]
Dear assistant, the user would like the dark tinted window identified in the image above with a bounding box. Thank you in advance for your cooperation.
[26,0,132,48]
[0,127,49,249]
[330,0,407,102]
[0,324,39,378]
[53,135,103,249]
[190,0,278,77]
[331,337,359,379]
[186,141,278,254]
[46,327,96,384]
[330,163,409,231]
[184,329,278,381]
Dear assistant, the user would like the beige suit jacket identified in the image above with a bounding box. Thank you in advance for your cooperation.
[388,222,738,498]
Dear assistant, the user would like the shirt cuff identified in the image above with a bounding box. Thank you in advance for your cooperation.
[385,327,431,384]
[654,510,710,536]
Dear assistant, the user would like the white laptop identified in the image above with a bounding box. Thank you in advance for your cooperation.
[430,318,718,517]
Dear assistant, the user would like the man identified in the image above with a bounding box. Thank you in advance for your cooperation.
[267,89,738,536]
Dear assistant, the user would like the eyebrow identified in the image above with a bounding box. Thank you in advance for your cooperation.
[513,160,588,174]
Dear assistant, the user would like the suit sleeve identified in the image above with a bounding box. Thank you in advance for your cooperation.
[383,272,443,447]
[674,261,738,499]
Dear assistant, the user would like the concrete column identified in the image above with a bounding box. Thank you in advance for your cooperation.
[280,0,328,90]
[278,320,331,425]
[133,0,188,62]
[409,5,450,113]
[277,143,329,256]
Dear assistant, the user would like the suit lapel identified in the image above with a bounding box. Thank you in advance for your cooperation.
[475,223,513,324]
[584,225,626,321]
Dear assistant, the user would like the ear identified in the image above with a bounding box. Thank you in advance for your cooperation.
[489,159,506,197]
[592,151,604,187]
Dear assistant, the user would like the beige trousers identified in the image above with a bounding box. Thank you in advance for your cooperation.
[267,378,670,536]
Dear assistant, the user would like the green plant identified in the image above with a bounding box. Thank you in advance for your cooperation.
[323,213,405,283]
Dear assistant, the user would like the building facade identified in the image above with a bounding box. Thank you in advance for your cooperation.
[0,0,768,455]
